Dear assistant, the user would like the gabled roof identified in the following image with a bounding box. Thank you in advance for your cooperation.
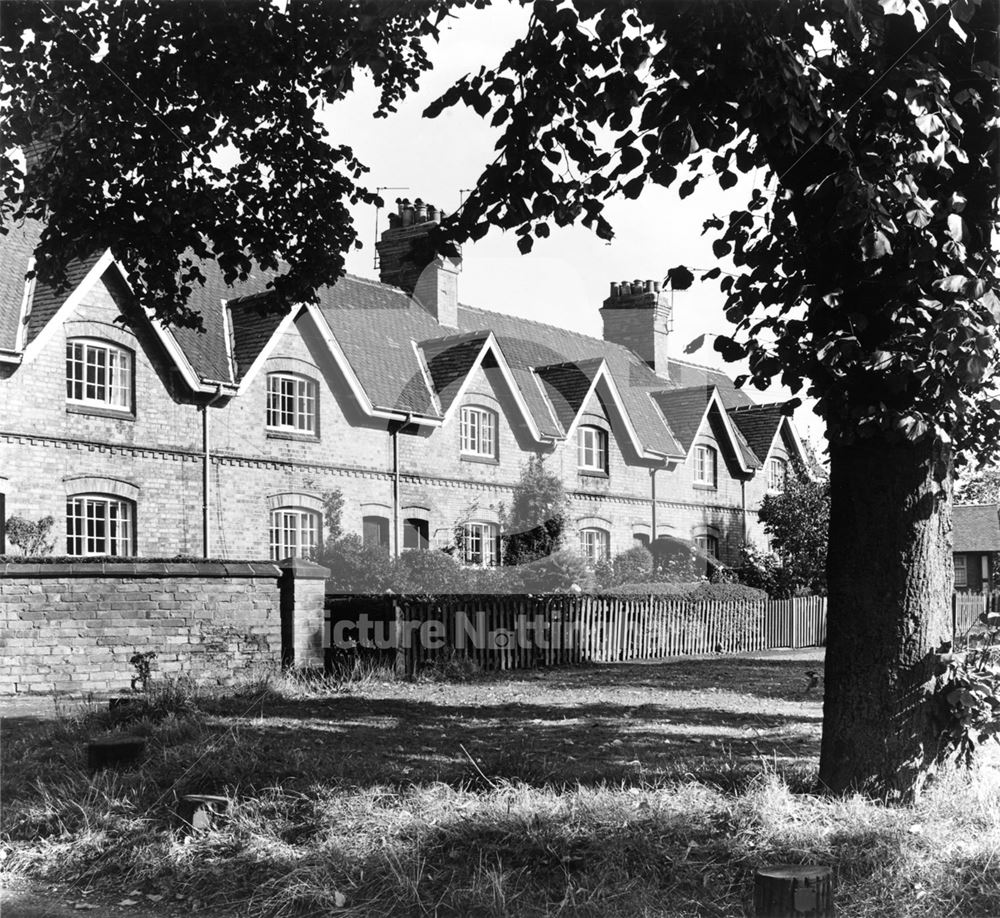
[650,385,759,471]
[954,504,1000,553]
[1,217,788,466]
[534,358,605,431]
[728,403,788,463]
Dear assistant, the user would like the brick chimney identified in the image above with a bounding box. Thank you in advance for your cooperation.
[599,279,672,378]
[375,198,461,328]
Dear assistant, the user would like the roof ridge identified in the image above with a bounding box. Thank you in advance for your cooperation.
[729,401,788,412]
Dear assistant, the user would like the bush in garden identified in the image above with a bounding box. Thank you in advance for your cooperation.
[502,456,569,566]
[611,545,654,586]
[519,548,592,593]
[321,534,396,594]
[737,544,798,599]
[650,537,700,581]
[394,549,465,594]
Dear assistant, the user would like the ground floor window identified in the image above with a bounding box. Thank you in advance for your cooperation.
[955,554,968,589]
[270,508,320,559]
[695,534,720,560]
[463,521,500,567]
[67,495,134,557]
[363,515,391,552]
[633,532,650,549]
[579,528,610,564]
[403,518,429,550]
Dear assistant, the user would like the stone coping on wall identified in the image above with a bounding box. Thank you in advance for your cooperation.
[0,560,283,579]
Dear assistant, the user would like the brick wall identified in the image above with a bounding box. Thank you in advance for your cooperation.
[0,561,284,694]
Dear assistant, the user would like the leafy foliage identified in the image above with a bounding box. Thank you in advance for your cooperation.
[429,0,999,455]
[935,611,1000,767]
[4,515,55,556]
[322,489,345,546]
[0,0,487,327]
[757,473,830,595]
[320,533,397,594]
[955,466,1000,504]
[129,650,157,693]
[738,544,799,599]
[502,456,569,566]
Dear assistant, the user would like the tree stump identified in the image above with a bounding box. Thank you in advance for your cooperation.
[86,735,146,771]
[753,865,834,917]
[176,794,230,832]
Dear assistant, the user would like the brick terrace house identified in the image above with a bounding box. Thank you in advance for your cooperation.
[953,503,1000,592]
[0,199,806,568]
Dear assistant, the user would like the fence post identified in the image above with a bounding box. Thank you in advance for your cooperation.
[393,599,407,679]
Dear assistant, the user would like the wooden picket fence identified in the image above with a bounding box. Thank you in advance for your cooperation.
[327,593,828,677]
[953,591,1000,647]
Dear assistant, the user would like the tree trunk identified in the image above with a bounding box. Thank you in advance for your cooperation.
[818,434,953,800]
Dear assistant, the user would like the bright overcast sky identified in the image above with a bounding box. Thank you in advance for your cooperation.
[322,1,827,451]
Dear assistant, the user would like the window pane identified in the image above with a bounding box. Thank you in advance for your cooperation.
[403,518,429,550]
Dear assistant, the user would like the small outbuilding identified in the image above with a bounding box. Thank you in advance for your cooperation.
[953,503,1000,592]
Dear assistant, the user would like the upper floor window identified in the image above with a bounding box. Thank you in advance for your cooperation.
[363,515,391,552]
[66,339,132,411]
[768,457,788,492]
[579,527,610,565]
[578,426,608,473]
[955,554,968,589]
[266,373,317,434]
[695,534,720,560]
[270,507,320,559]
[463,521,500,567]
[694,445,718,488]
[67,494,134,557]
[460,406,497,459]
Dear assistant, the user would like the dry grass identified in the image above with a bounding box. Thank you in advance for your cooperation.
[3,654,1000,917]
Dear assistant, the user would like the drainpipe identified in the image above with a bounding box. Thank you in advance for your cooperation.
[391,414,413,558]
[650,467,658,545]
[740,478,748,545]
[202,385,227,558]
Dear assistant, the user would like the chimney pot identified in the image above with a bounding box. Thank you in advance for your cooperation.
[654,280,662,292]
[415,200,428,221]
[610,282,619,297]
[644,280,654,292]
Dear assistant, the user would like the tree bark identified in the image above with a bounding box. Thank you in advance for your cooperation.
[818,434,953,800]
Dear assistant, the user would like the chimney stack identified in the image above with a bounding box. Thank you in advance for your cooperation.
[375,197,461,327]
[599,278,672,378]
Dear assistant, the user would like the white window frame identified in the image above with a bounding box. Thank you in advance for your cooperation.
[579,528,610,565]
[695,534,720,560]
[460,406,498,459]
[768,457,788,492]
[66,338,133,411]
[66,494,134,557]
[955,554,968,589]
[577,425,608,473]
[694,444,718,487]
[266,373,318,434]
[269,507,320,559]
[463,521,499,567]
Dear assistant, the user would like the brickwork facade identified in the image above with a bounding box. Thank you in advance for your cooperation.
[0,241,795,569]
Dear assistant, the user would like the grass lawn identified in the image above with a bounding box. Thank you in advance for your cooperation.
[2,649,1000,917]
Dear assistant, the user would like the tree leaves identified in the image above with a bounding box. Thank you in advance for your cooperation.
[666,265,694,290]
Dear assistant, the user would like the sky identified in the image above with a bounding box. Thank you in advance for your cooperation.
[321,1,826,451]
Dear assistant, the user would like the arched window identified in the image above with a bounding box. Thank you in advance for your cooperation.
[579,528,610,564]
[694,534,720,559]
[66,338,133,411]
[270,507,320,559]
[577,426,609,473]
[403,518,429,550]
[768,457,788,492]
[694,444,718,487]
[633,532,650,549]
[66,494,134,556]
[463,521,500,566]
[363,515,391,552]
[460,406,498,459]
[266,372,318,434]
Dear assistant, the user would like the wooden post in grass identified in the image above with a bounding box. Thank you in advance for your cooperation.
[754,865,833,917]
[86,735,145,771]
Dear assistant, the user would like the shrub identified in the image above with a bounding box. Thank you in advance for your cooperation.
[4,515,55,556]
[502,456,569,565]
[394,549,465,594]
[467,563,527,594]
[321,534,395,593]
[602,581,767,601]
[649,536,700,581]
[737,544,798,598]
[519,549,592,593]
[611,545,653,586]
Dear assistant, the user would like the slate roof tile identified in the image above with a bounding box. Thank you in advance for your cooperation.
[954,504,1000,553]
[728,403,788,464]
